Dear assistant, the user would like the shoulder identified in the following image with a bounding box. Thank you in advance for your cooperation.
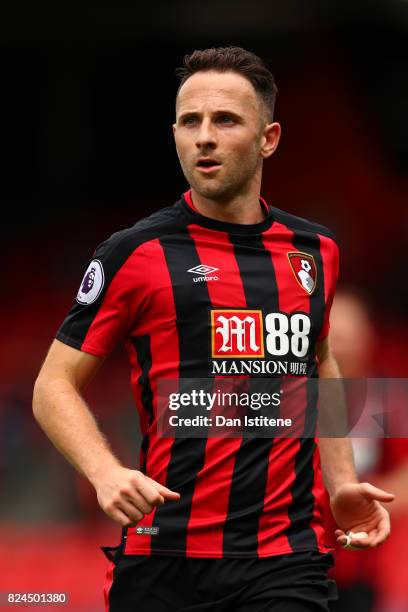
[93,199,185,262]
[270,204,338,245]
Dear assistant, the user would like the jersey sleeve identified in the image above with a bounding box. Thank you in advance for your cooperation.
[317,235,340,342]
[56,232,150,357]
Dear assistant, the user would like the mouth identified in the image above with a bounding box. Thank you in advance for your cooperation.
[196,158,222,174]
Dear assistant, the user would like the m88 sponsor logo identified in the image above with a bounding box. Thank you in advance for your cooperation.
[210,309,311,376]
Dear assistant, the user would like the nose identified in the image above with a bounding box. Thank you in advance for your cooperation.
[195,117,217,149]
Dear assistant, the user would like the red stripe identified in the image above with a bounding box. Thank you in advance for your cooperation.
[187,223,247,307]
[125,340,149,470]
[184,189,198,211]
[184,224,246,556]
[257,437,300,554]
[103,561,115,612]
[124,239,180,555]
[311,443,332,552]
[82,245,149,356]
[317,234,339,341]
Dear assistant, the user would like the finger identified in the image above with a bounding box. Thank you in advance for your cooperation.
[147,478,181,500]
[157,487,181,500]
[124,492,154,514]
[347,535,375,548]
[337,530,373,549]
[349,529,379,548]
[111,508,138,528]
[115,483,160,512]
[343,543,368,550]
[373,513,391,546]
[135,480,166,507]
[338,535,370,549]
[337,534,358,549]
[118,499,144,524]
[360,482,395,503]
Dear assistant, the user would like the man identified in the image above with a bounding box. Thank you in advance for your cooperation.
[33,47,394,612]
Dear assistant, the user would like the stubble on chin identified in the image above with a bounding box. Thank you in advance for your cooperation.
[183,155,257,202]
[189,177,233,201]
[184,164,237,201]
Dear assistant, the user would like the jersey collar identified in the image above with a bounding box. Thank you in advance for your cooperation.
[181,189,274,235]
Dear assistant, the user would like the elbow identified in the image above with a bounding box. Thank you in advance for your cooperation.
[32,374,47,422]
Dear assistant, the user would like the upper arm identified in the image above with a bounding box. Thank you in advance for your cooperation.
[55,229,150,359]
[316,335,330,364]
[36,338,105,391]
[316,333,342,378]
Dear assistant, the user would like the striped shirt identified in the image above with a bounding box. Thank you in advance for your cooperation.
[57,190,339,558]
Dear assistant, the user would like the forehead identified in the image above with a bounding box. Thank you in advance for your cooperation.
[176,70,260,114]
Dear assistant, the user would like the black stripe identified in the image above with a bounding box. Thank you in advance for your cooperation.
[284,229,325,551]
[230,234,279,312]
[132,335,154,474]
[112,335,154,561]
[222,233,279,556]
[269,204,337,243]
[151,230,212,555]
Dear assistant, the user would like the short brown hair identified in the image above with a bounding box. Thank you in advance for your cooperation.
[175,46,278,121]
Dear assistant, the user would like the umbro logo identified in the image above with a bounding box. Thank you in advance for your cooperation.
[188,265,218,275]
[188,264,219,283]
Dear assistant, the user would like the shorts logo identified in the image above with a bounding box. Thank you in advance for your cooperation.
[211,309,264,358]
[287,252,317,295]
[135,526,160,535]
[76,259,105,305]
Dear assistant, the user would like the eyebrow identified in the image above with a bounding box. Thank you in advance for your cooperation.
[177,109,244,122]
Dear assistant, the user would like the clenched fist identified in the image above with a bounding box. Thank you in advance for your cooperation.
[93,465,181,527]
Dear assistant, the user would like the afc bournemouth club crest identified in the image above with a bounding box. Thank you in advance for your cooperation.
[287,252,317,295]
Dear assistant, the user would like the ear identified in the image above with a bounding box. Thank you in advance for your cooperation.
[172,123,177,136]
[260,122,281,159]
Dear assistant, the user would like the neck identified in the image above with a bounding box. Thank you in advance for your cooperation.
[190,182,266,225]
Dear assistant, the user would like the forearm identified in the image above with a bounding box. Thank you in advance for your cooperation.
[33,376,121,487]
[317,344,358,496]
[318,438,358,497]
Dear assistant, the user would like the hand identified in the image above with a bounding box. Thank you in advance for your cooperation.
[330,482,394,549]
[94,466,181,527]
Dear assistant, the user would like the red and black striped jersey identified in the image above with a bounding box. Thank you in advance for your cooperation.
[56,190,339,559]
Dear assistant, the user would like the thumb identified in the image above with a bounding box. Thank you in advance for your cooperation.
[360,482,395,503]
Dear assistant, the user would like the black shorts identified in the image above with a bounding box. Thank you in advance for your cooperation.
[103,546,338,612]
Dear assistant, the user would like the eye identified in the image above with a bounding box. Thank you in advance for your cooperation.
[182,115,198,125]
[217,115,234,124]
